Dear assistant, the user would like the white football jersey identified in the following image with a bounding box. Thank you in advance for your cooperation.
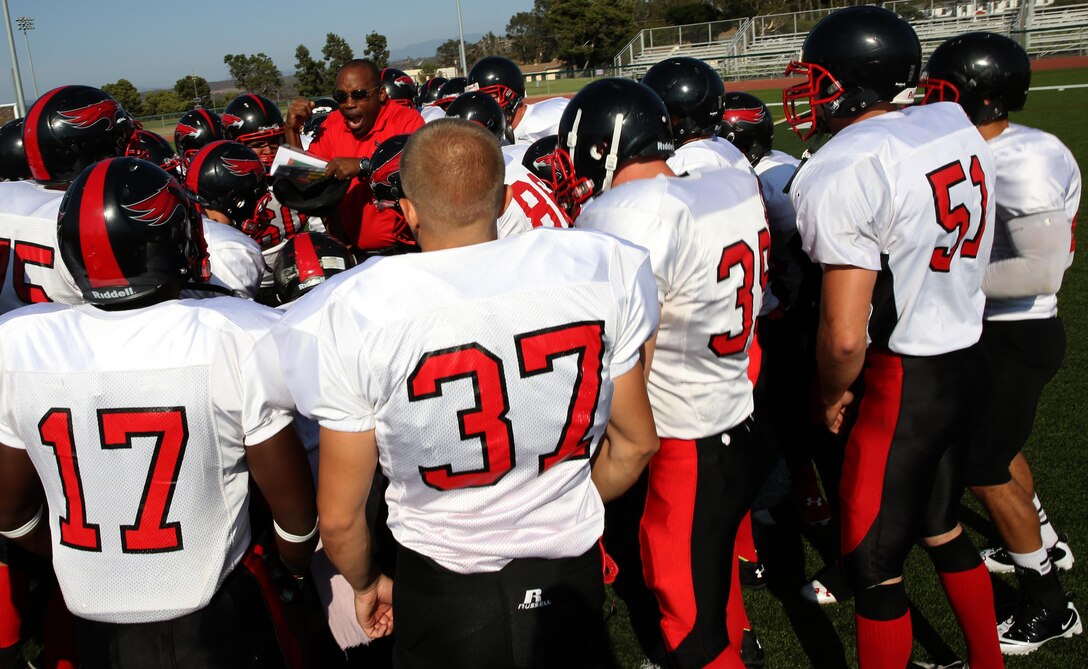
[792,103,996,356]
[420,105,447,124]
[0,298,294,623]
[276,229,658,574]
[577,169,769,439]
[513,97,569,145]
[0,181,83,314]
[188,220,264,299]
[667,136,753,174]
[498,162,570,237]
[984,123,1081,321]
[755,150,804,305]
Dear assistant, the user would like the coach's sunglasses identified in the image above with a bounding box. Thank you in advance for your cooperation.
[332,86,381,103]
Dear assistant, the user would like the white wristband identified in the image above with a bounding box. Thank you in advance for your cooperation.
[273,518,319,544]
[0,506,43,540]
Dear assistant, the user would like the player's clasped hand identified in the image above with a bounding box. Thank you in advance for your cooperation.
[823,390,854,435]
[355,575,394,638]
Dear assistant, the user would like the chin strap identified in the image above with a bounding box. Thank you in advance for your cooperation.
[599,112,625,193]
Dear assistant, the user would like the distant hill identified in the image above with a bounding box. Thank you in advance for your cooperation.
[390,33,483,62]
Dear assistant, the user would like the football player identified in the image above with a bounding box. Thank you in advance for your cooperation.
[641,57,752,174]
[0,157,317,668]
[444,92,570,235]
[284,60,424,253]
[784,8,1001,668]
[467,56,569,150]
[922,31,1082,654]
[174,107,226,176]
[0,118,29,182]
[417,76,448,123]
[125,129,181,179]
[274,118,660,668]
[554,78,773,669]
[380,67,418,109]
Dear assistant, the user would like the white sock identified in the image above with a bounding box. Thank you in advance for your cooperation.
[1009,546,1052,576]
[1034,493,1061,549]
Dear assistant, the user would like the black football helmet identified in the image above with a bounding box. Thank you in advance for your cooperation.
[381,68,418,109]
[272,232,356,304]
[57,157,208,306]
[522,134,559,184]
[369,134,411,215]
[553,78,674,216]
[0,118,30,181]
[444,92,507,141]
[127,130,181,179]
[468,56,526,121]
[174,108,225,171]
[418,77,448,106]
[22,85,135,187]
[783,6,920,139]
[640,56,725,141]
[435,77,468,111]
[920,32,1030,125]
[183,140,269,235]
[222,94,285,165]
[721,92,774,166]
[311,97,338,116]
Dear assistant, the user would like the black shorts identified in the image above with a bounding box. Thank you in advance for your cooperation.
[840,346,988,589]
[71,553,298,669]
[968,317,1065,486]
[392,543,613,669]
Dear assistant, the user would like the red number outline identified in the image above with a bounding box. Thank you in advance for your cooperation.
[709,240,757,357]
[928,155,988,272]
[98,408,189,553]
[408,344,515,490]
[515,321,605,473]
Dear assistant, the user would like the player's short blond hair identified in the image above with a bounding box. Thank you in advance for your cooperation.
[401,119,505,230]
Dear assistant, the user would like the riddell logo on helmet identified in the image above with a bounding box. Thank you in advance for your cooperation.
[58,100,120,130]
[222,114,244,129]
[90,286,135,300]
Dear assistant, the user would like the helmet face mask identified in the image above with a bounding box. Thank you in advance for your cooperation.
[782,6,921,140]
[222,94,285,167]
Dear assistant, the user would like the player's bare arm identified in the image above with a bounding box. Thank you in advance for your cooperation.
[816,265,877,434]
[593,361,660,502]
[284,97,314,148]
[0,444,51,557]
[247,424,319,570]
[317,426,393,638]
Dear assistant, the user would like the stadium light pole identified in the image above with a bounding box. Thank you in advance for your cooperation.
[15,17,36,99]
[0,0,26,117]
[455,0,468,76]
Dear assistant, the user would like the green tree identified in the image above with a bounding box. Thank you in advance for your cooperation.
[435,38,483,73]
[294,45,328,97]
[173,75,212,109]
[666,2,722,25]
[101,79,144,116]
[223,52,284,98]
[321,33,355,91]
[476,31,509,59]
[143,90,190,115]
[418,60,438,81]
[548,0,636,70]
[507,7,557,64]
[364,31,390,68]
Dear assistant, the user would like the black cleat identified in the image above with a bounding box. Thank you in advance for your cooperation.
[998,595,1082,655]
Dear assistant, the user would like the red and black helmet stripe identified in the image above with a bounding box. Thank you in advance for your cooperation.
[292,230,324,284]
[78,160,127,288]
[184,139,228,194]
[23,86,67,182]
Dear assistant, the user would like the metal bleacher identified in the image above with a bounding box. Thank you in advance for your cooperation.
[613,1,1088,80]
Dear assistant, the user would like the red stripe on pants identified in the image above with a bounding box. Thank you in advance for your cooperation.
[241,549,304,669]
[840,351,903,555]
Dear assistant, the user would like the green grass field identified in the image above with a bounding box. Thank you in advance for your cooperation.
[606,67,1088,668]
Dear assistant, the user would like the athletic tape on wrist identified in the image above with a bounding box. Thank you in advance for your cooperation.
[0,507,43,540]
[273,517,319,543]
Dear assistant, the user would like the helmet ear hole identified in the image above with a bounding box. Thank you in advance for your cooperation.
[589,142,607,161]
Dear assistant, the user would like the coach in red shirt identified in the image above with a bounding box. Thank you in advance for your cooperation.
[286,59,424,251]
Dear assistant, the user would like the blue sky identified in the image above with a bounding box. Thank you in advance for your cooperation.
[0,0,534,105]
